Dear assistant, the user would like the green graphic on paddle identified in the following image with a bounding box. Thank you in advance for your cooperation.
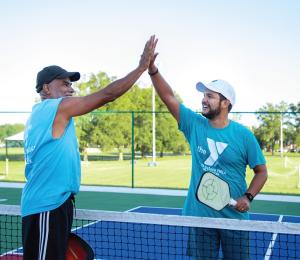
[196,172,237,211]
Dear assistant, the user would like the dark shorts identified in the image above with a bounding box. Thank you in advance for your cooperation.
[187,227,250,260]
[22,195,74,260]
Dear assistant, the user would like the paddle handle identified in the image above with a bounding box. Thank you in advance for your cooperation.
[229,198,237,207]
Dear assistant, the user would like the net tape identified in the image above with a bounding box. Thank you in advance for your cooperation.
[1,204,299,234]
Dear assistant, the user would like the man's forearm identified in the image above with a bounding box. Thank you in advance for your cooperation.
[100,67,144,103]
[150,69,180,121]
[247,166,268,196]
[61,67,144,118]
[151,73,175,100]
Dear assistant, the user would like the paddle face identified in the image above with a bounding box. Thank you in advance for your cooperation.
[66,233,94,260]
[196,172,234,210]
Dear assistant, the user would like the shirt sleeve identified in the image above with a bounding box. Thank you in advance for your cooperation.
[245,129,266,169]
[179,103,205,142]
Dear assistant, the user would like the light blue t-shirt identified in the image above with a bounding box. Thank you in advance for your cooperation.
[179,104,265,220]
[21,98,81,217]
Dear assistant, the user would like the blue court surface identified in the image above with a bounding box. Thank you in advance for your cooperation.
[129,207,300,259]
[4,207,300,260]
[75,206,300,260]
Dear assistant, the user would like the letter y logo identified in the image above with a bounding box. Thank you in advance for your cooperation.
[204,138,228,166]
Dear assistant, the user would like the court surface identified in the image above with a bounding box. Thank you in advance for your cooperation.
[3,206,300,260]
[127,207,300,260]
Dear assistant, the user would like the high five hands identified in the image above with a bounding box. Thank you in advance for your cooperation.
[138,35,158,72]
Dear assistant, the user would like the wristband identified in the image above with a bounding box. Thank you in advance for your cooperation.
[148,68,159,76]
[244,192,254,202]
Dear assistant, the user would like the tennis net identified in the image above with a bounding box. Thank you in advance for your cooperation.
[1,204,300,259]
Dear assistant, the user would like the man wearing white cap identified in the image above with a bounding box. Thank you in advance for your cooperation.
[148,50,268,259]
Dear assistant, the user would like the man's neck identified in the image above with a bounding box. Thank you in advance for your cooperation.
[209,115,229,129]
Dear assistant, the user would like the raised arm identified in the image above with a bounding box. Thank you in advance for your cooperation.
[52,36,156,137]
[148,52,180,123]
[60,35,156,118]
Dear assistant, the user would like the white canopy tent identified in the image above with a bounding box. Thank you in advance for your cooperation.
[4,131,24,157]
[5,131,24,142]
[3,131,24,176]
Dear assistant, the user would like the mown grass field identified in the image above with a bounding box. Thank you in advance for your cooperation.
[0,151,300,194]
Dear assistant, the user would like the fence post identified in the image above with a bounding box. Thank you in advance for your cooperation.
[131,111,135,188]
[298,165,300,189]
[280,114,283,158]
[284,156,287,168]
[5,158,9,176]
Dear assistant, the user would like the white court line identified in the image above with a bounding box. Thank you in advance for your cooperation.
[126,206,143,212]
[128,205,182,211]
[264,215,283,260]
[1,182,300,202]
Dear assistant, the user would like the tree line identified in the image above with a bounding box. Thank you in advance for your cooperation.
[253,102,300,154]
[0,124,24,147]
[74,72,300,157]
[0,71,299,157]
[74,71,188,157]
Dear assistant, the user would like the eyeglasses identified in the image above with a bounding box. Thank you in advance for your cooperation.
[63,80,73,87]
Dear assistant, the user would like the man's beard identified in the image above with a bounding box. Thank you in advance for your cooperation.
[202,104,221,120]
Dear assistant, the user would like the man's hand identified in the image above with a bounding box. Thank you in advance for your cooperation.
[148,37,159,74]
[138,35,158,72]
[148,52,159,74]
[235,195,251,213]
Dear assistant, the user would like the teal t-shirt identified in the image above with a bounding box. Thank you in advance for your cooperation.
[179,104,265,220]
[21,98,81,217]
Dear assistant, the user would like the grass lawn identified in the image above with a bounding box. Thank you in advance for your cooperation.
[0,147,24,155]
[1,155,300,194]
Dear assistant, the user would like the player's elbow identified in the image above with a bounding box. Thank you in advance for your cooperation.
[262,166,268,178]
[102,89,119,103]
[254,165,268,180]
[260,167,268,183]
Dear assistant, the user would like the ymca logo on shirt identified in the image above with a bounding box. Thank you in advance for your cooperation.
[204,138,228,166]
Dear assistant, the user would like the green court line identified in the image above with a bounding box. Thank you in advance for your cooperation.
[1,187,300,216]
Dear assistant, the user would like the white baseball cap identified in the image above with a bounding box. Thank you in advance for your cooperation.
[196,79,236,106]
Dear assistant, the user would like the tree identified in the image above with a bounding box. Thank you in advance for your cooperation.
[75,72,131,157]
[0,124,24,143]
[254,102,289,155]
[73,70,189,158]
[75,72,115,152]
[155,102,188,156]
[288,102,300,148]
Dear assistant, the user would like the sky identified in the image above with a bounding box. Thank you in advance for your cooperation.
[0,0,299,124]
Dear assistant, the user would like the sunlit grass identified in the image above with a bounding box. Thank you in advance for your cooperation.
[1,154,300,194]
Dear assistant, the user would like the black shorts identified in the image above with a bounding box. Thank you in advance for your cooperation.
[22,195,74,260]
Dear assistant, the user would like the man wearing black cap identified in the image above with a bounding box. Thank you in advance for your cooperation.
[21,35,157,260]
[35,65,81,94]
[147,47,268,259]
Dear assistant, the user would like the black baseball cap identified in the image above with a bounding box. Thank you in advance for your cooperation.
[36,65,80,93]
